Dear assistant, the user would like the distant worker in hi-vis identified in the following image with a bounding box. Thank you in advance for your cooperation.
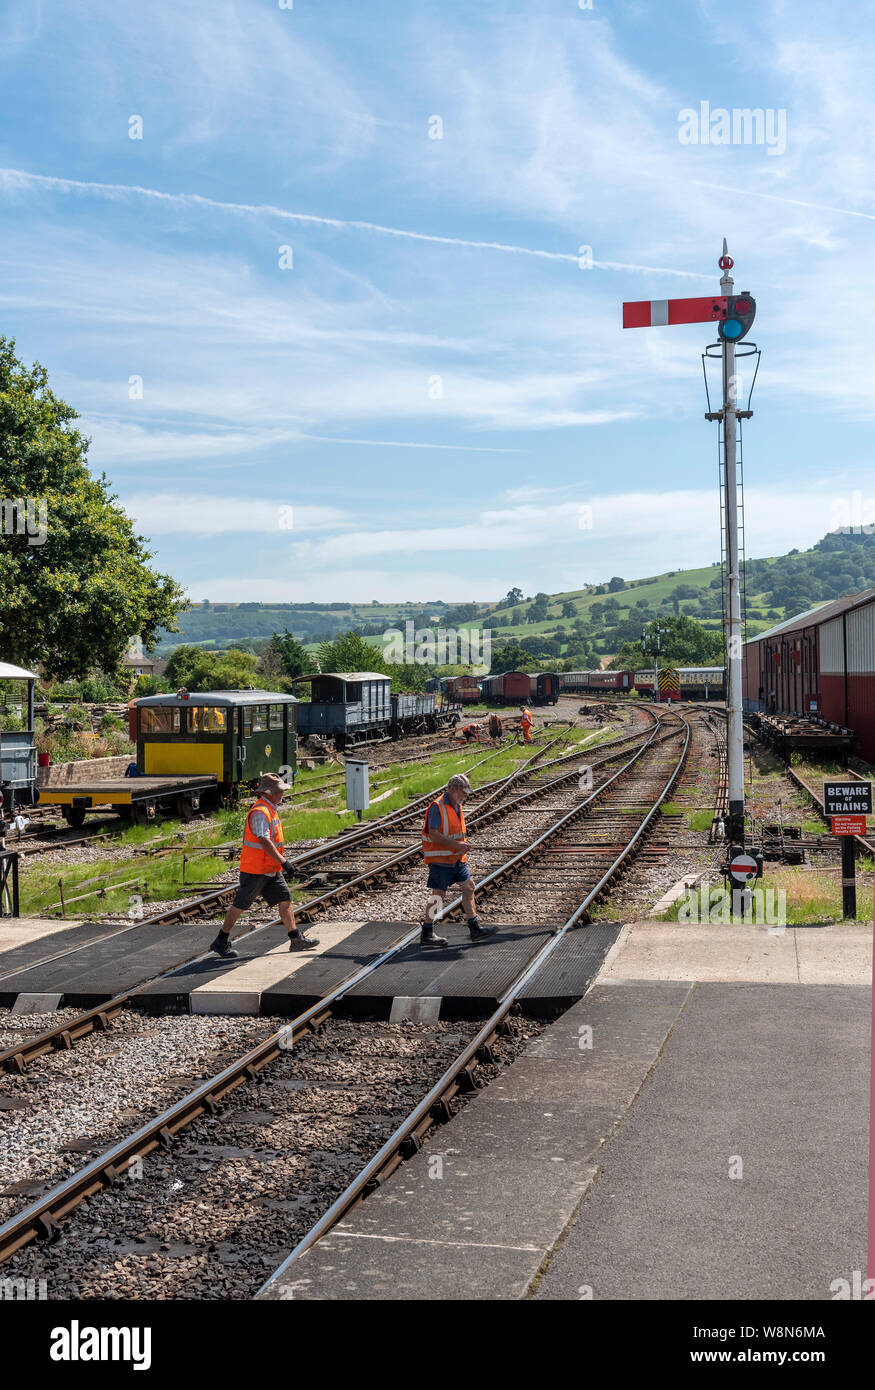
[419,774,496,949]
[520,704,533,743]
[210,773,319,958]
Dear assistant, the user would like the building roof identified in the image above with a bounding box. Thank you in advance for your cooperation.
[293,671,391,683]
[133,689,299,707]
[744,587,875,646]
[0,662,38,680]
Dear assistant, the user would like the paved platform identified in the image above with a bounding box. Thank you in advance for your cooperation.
[0,915,621,1017]
[259,919,870,1301]
[600,919,872,985]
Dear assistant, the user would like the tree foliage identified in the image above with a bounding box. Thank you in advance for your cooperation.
[163,645,259,691]
[610,615,724,669]
[263,629,316,679]
[0,336,185,677]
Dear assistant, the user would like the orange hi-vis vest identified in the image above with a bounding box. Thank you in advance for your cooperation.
[422,794,467,866]
[240,797,285,875]
[521,707,532,725]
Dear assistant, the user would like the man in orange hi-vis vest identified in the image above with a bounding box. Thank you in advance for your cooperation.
[210,773,319,958]
[419,773,497,949]
[520,705,533,742]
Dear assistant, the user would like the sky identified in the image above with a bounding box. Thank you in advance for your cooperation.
[1,0,873,604]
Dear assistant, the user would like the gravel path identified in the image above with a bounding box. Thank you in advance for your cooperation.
[1,1015,542,1299]
[0,1010,281,1223]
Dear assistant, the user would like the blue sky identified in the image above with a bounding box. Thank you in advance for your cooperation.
[1,0,873,603]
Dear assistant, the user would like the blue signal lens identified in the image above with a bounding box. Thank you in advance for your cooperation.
[722,318,744,339]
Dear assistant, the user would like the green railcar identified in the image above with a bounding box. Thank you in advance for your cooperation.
[42,689,299,826]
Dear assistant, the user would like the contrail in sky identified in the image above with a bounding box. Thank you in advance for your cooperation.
[0,167,711,278]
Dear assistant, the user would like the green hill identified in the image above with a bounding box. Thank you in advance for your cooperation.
[156,530,875,669]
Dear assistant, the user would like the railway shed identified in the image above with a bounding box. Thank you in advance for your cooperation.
[742,587,875,764]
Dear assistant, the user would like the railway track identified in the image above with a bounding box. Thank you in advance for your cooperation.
[0,708,690,1285]
[0,720,646,1073]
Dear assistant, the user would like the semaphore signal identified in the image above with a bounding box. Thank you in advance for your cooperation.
[622,239,757,859]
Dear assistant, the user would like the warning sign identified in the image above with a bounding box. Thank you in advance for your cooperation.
[830,815,867,837]
[729,852,759,882]
[823,782,873,816]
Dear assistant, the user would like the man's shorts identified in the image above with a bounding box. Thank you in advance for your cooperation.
[426,861,472,892]
[232,871,292,910]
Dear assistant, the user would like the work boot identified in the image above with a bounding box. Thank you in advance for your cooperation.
[210,933,239,959]
[468,917,497,941]
[420,923,449,949]
[289,931,320,951]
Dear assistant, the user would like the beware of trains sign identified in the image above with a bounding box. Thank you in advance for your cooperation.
[822,781,873,817]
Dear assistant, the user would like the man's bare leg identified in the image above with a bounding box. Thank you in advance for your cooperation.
[279,899,298,935]
[220,905,242,938]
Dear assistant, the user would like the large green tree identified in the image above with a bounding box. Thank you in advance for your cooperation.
[263,629,316,679]
[0,337,185,677]
[163,644,259,691]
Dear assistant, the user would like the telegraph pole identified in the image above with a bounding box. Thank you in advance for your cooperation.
[718,242,745,845]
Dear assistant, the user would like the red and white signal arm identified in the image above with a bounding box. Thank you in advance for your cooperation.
[622,296,729,329]
[729,852,758,882]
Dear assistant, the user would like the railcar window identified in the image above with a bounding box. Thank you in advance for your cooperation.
[140,707,181,734]
[191,706,226,733]
[252,705,268,732]
[345,683,362,702]
[242,707,252,739]
[269,704,284,730]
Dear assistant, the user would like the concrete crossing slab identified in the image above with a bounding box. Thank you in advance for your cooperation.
[189,922,367,1015]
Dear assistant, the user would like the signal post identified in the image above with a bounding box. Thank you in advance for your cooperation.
[623,241,756,855]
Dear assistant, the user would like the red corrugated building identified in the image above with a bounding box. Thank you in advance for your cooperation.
[742,587,875,763]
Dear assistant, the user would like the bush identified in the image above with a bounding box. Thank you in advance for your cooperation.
[36,728,56,756]
[134,675,172,696]
[63,704,92,730]
[80,677,123,702]
[100,713,125,733]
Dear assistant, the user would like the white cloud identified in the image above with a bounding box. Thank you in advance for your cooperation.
[122,494,347,534]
